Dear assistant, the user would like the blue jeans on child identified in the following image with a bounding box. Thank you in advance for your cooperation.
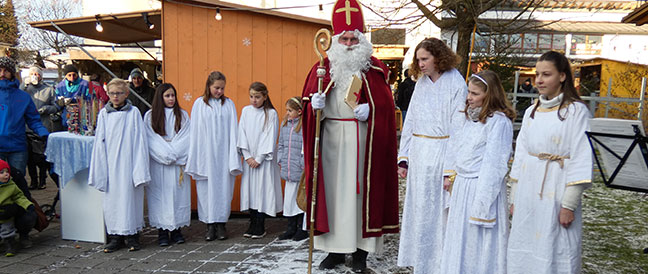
[0,151,28,175]
[0,222,16,239]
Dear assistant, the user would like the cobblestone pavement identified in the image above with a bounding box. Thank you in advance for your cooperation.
[0,179,408,274]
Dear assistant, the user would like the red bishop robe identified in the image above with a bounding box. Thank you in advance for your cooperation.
[301,56,399,238]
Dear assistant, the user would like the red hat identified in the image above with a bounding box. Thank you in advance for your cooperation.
[0,159,9,173]
[331,0,365,35]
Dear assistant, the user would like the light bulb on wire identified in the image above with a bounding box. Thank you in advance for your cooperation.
[215,8,222,21]
[95,21,103,32]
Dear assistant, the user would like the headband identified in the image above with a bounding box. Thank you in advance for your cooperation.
[470,74,489,90]
[290,97,302,109]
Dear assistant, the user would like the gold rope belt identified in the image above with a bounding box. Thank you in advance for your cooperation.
[529,152,570,199]
[413,134,449,139]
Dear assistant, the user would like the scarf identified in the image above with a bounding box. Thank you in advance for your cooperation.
[467,106,482,122]
[538,93,564,109]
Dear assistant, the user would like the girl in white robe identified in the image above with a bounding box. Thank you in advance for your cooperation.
[237,82,282,239]
[507,51,592,274]
[397,38,467,274]
[143,83,191,246]
[89,78,150,253]
[439,70,515,274]
[185,71,241,241]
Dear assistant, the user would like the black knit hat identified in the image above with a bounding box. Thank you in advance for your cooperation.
[63,64,78,75]
[0,56,16,76]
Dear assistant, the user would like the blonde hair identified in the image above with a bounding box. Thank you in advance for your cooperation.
[106,78,128,93]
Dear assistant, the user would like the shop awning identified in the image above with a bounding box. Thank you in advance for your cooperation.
[28,9,161,44]
[622,2,648,26]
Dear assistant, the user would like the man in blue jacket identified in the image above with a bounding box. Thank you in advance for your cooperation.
[0,56,49,175]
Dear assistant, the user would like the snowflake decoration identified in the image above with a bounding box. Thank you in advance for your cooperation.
[243,37,251,47]
[183,92,193,102]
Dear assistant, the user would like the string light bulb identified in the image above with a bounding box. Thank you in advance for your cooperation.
[95,15,103,32]
[215,8,222,21]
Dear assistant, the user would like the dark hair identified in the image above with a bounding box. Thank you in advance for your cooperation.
[282,96,303,132]
[202,71,228,106]
[465,70,516,123]
[249,82,275,129]
[151,83,183,136]
[410,38,459,78]
[530,51,583,120]
[90,74,101,82]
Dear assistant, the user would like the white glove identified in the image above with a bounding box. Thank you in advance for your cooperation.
[354,103,370,121]
[311,93,326,110]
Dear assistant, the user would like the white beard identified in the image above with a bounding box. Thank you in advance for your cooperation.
[327,30,373,91]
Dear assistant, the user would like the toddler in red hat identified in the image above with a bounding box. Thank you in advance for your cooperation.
[0,159,34,257]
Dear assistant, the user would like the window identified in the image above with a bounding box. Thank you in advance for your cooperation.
[552,34,566,51]
[523,33,538,53]
[510,34,522,53]
[474,33,490,52]
[538,34,552,50]
[571,34,602,55]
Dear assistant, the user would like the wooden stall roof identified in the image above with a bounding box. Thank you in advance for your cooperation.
[622,2,648,26]
[29,10,161,44]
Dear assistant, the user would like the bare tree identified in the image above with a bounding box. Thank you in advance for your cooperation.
[14,0,81,76]
[363,0,543,75]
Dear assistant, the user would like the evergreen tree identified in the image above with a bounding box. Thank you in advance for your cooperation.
[0,0,19,46]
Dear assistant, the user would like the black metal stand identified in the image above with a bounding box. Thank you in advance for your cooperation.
[586,124,648,193]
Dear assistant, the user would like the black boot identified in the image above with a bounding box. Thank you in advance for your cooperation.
[318,253,345,270]
[216,223,227,240]
[170,229,185,244]
[126,234,141,251]
[4,237,17,257]
[243,210,256,238]
[18,233,32,249]
[103,235,124,253]
[38,169,47,189]
[292,213,308,241]
[251,212,266,239]
[205,223,217,241]
[351,249,368,273]
[158,229,170,247]
[278,216,297,240]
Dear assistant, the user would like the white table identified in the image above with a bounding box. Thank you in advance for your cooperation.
[46,132,105,243]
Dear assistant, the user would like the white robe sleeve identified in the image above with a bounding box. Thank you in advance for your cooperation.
[561,104,593,206]
[255,110,279,163]
[227,100,242,176]
[169,110,191,165]
[509,108,531,203]
[237,107,253,160]
[88,110,108,192]
[130,109,151,187]
[469,115,513,227]
[144,111,177,165]
[443,83,467,176]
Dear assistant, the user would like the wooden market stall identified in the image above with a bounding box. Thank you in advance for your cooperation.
[161,0,330,211]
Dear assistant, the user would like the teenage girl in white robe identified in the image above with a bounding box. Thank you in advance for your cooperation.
[144,83,191,246]
[397,37,467,274]
[507,51,592,274]
[439,70,515,274]
[185,71,241,241]
[237,82,282,239]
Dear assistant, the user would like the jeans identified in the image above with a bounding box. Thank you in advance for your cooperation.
[0,150,28,175]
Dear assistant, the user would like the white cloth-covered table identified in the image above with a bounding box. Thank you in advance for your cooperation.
[46,132,95,189]
[45,131,105,243]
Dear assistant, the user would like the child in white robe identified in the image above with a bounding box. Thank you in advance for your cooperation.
[439,70,515,274]
[185,71,241,241]
[277,96,307,241]
[237,82,282,239]
[507,51,592,274]
[143,83,191,246]
[89,78,150,253]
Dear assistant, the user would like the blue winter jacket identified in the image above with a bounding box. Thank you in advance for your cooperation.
[0,79,49,153]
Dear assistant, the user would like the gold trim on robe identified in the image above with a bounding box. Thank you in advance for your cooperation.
[413,133,450,139]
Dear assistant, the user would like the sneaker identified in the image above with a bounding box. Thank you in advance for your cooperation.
[318,253,345,270]
[292,229,308,241]
[126,234,141,252]
[158,229,170,247]
[243,214,255,238]
[251,214,266,239]
[216,223,227,240]
[4,237,17,257]
[170,229,185,244]
[103,235,123,253]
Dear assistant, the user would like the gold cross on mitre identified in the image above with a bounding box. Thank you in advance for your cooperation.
[335,0,359,26]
